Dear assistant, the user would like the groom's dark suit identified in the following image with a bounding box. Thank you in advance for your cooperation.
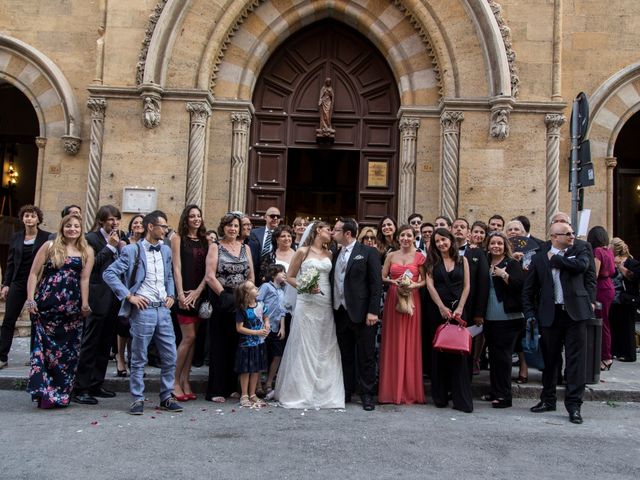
[331,241,382,401]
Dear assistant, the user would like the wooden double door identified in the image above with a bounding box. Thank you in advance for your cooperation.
[248,20,400,225]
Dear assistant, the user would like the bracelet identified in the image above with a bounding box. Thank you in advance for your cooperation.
[26,300,37,309]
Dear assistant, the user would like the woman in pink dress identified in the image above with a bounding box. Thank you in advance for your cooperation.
[587,226,616,371]
[378,225,426,404]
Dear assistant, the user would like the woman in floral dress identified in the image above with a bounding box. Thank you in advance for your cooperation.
[25,214,93,409]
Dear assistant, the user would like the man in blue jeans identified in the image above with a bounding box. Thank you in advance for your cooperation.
[103,210,182,415]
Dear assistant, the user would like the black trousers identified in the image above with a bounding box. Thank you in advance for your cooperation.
[334,306,377,397]
[610,303,637,361]
[74,298,119,393]
[540,307,586,411]
[484,318,525,401]
[0,281,27,362]
[430,347,473,412]
[206,310,239,398]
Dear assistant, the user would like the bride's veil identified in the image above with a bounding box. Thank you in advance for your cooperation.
[299,221,315,247]
[283,221,315,313]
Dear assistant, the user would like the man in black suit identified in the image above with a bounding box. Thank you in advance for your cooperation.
[248,206,281,285]
[523,221,596,424]
[331,218,382,411]
[408,213,424,250]
[72,205,124,404]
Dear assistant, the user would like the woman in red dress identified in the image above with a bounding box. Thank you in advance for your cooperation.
[378,225,426,404]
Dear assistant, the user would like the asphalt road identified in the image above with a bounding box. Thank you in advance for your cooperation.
[2,391,639,480]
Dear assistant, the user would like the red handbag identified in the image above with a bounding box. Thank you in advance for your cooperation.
[432,314,472,355]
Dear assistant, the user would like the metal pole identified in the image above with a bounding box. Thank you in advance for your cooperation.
[570,98,579,228]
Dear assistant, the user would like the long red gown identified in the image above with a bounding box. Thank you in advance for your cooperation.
[378,251,425,404]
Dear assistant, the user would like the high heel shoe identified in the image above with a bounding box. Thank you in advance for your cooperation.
[186,393,197,400]
[491,398,512,408]
[116,369,127,377]
[174,394,190,402]
[600,360,613,371]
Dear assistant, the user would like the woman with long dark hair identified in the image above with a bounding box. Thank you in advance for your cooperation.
[425,228,472,412]
[205,213,255,402]
[587,226,616,371]
[172,205,209,401]
[0,205,51,369]
[376,215,398,264]
[483,231,525,408]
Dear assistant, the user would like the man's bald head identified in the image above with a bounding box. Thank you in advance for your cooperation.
[550,221,574,249]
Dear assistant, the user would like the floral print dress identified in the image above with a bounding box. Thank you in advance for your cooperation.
[27,256,84,407]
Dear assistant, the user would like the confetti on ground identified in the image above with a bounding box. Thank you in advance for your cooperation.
[90,421,98,426]
[450,418,457,421]
[76,430,83,433]
[150,416,156,419]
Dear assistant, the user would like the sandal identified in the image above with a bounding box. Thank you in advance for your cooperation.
[600,360,613,371]
[249,394,266,407]
[239,395,252,407]
[514,376,528,384]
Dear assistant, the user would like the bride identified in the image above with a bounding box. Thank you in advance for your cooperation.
[275,221,345,409]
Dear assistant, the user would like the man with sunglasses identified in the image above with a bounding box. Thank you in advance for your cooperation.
[408,213,423,250]
[523,220,596,424]
[249,207,281,285]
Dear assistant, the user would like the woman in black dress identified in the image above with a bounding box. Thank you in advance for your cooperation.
[0,205,50,369]
[610,237,639,362]
[425,228,472,412]
[172,205,209,401]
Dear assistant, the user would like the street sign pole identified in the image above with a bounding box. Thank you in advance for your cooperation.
[570,97,580,228]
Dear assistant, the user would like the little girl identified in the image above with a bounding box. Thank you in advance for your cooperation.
[234,281,270,408]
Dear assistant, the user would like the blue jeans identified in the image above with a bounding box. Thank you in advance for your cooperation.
[129,306,176,402]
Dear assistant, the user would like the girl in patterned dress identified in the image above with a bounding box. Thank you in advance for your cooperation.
[234,281,269,408]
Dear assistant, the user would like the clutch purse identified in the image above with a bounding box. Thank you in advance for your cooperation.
[432,315,472,355]
[198,300,213,319]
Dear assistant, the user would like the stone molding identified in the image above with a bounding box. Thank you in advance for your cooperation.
[85,97,108,232]
[544,113,565,233]
[440,111,464,221]
[485,0,520,98]
[136,0,169,85]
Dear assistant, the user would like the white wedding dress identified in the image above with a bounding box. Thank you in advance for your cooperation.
[275,257,345,409]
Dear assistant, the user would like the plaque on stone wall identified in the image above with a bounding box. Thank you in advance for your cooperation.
[367,161,388,187]
[122,187,157,213]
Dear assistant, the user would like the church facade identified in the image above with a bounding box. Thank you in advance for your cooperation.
[1,0,639,243]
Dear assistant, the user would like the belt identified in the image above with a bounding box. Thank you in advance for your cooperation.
[147,301,165,308]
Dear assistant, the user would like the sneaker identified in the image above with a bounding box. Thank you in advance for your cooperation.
[129,400,144,415]
[0,360,7,369]
[159,396,183,412]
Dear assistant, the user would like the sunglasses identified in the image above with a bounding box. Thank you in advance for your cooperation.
[409,220,422,225]
[363,236,376,241]
[552,232,575,237]
[267,214,281,219]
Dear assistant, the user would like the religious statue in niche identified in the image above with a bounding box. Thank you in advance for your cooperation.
[316,77,335,142]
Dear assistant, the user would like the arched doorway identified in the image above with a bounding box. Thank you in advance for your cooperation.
[0,81,39,270]
[248,20,400,224]
[613,111,640,255]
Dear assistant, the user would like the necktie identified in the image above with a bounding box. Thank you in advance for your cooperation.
[552,249,565,303]
[149,244,161,252]
[261,230,272,257]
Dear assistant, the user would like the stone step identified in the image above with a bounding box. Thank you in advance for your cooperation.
[0,301,30,337]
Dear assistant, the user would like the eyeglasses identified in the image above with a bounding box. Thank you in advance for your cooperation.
[409,220,422,225]
[267,214,281,219]
[552,232,575,237]
[226,211,243,219]
[154,224,170,230]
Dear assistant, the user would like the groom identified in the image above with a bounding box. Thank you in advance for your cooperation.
[331,218,382,411]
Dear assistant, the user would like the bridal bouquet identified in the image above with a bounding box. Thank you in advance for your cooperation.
[395,269,414,316]
[297,267,324,295]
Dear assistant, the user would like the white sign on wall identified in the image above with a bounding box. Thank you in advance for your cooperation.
[122,187,157,214]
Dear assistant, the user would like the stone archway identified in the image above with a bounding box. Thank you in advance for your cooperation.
[247,20,400,224]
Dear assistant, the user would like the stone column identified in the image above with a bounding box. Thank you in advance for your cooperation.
[605,156,617,233]
[398,117,420,223]
[544,113,566,234]
[34,137,47,207]
[85,97,107,232]
[440,111,464,220]
[186,102,212,207]
[229,111,252,213]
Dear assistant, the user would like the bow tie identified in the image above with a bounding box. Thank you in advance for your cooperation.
[149,244,162,252]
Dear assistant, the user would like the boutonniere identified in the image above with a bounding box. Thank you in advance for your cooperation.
[353,254,364,260]
[472,257,478,262]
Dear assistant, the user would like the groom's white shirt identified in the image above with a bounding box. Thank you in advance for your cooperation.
[333,239,356,310]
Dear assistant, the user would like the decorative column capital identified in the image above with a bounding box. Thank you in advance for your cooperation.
[87,97,107,119]
[399,116,420,136]
[35,137,47,149]
[231,111,251,129]
[440,111,464,132]
[61,135,81,155]
[545,113,566,133]
[605,156,617,169]
[187,102,212,125]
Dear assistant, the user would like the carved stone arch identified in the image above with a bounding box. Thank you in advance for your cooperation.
[0,34,82,153]
[585,61,640,232]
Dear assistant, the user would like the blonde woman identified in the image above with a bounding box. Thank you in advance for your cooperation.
[26,214,94,409]
[358,226,378,249]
